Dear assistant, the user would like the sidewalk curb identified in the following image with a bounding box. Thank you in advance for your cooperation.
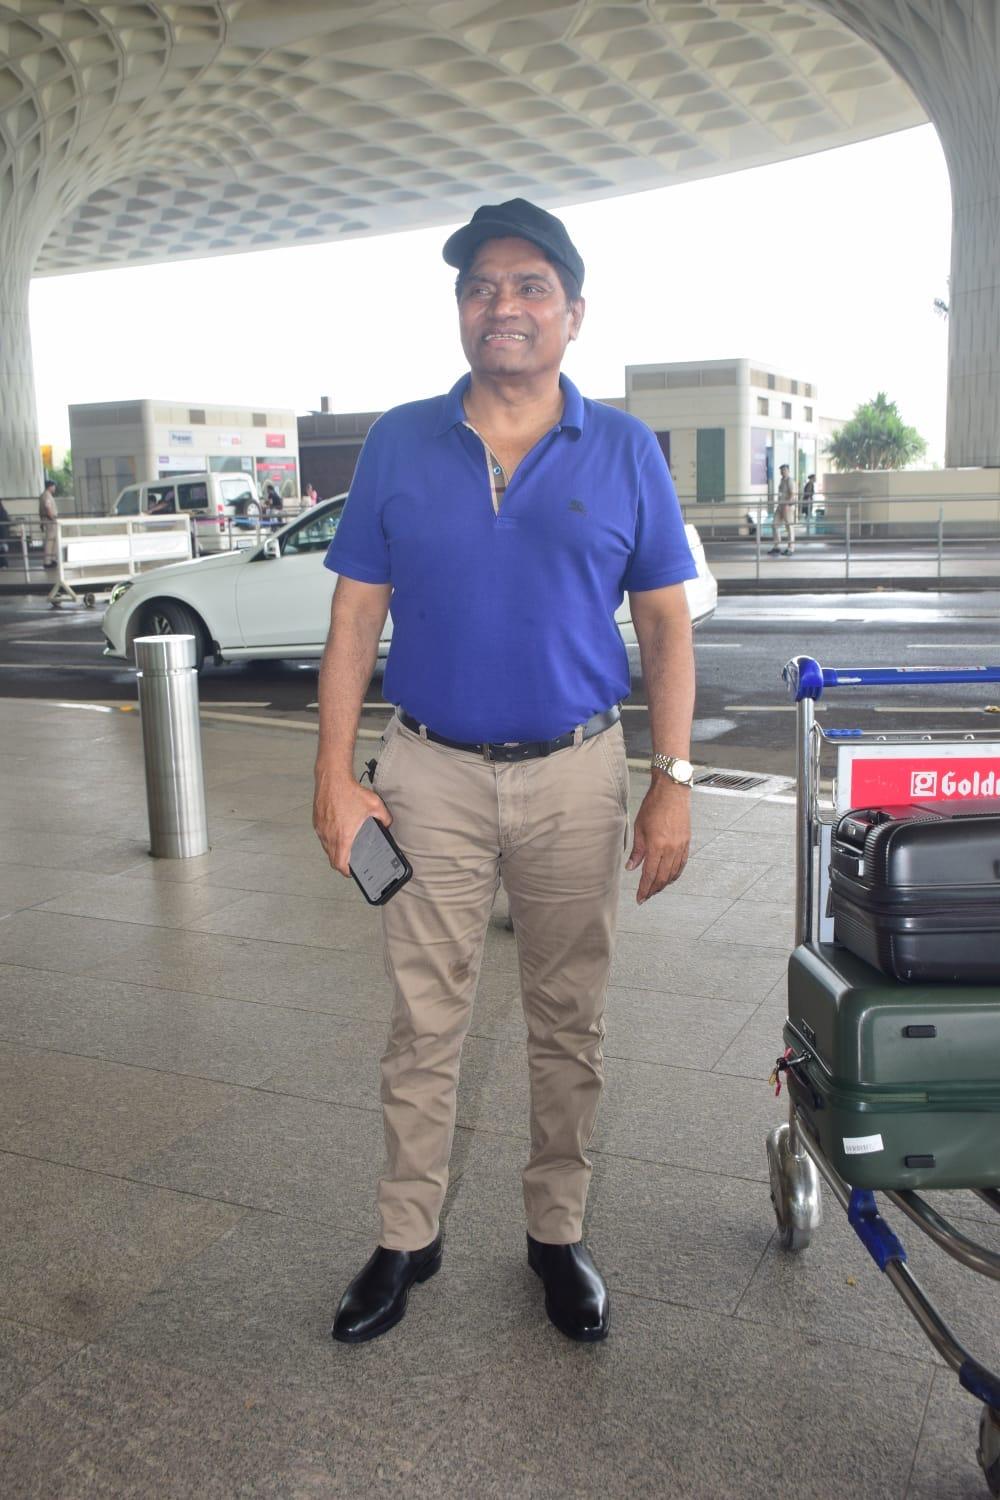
[717,575,997,595]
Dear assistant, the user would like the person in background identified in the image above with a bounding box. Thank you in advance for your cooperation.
[264,482,283,515]
[147,487,176,514]
[801,472,816,519]
[769,463,796,556]
[39,480,58,568]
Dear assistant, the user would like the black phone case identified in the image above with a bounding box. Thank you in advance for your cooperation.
[349,820,413,906]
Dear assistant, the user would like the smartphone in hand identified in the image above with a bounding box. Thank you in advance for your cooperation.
[349,816,412,905]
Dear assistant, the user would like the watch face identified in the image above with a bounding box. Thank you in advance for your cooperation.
[672,758,694,783]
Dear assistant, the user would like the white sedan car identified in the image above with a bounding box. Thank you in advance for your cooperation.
[102,496,717,672]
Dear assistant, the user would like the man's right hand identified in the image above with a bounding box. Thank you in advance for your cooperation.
[313,768,391,877]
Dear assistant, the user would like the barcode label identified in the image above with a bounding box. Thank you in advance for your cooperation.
[843,1134,884,1156]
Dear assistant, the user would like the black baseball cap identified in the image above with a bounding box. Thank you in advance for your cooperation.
[442,198,585,290]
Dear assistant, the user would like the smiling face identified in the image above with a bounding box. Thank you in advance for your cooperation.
[457,236,584,385]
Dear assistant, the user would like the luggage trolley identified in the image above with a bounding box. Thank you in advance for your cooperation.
[765,657,1000,1496]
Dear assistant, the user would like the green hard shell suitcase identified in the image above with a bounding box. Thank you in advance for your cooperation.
[783,942,1000,1191]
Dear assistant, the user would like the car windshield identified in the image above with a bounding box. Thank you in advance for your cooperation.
[282,501,345,555]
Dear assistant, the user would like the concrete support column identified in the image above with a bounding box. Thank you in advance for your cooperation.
[813,0,1000,468]
[0,231,42,498]
[947,170,1000,467]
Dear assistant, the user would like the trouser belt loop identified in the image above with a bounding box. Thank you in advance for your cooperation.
[573,723,585,746]
[418,722,428,741]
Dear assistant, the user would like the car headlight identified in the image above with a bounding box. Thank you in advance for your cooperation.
[108,581,134,605]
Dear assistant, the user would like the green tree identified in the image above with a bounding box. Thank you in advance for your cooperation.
[825,393,927,471]
[49,450,74,495]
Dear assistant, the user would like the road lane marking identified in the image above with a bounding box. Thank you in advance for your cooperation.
[872,705,999,713]
[199,711,318,732]
[906,643,993,650]
[42,700,115,713]
[198,710,386,740]
[0,697,135,709]
[693,642,743,648]
[9,639,106,646]
[724,702,995,715]
[725,704,828,712]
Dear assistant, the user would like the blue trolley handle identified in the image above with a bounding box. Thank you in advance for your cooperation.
[784,655,1000,701]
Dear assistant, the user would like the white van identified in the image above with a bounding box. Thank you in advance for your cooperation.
[111,473,265,554]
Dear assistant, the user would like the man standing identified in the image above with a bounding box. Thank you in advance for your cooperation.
[769,463,796,556]
[313,200,697,1345]
[39,480,58,568]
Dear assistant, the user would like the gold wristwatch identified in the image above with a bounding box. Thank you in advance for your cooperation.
[650,753,694,786]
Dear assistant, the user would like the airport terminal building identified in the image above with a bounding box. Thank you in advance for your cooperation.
[69,400,300,514]
[298,359,823,508]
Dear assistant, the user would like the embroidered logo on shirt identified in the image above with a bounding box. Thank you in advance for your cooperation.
[568,499,586,514]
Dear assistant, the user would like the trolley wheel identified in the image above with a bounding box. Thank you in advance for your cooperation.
[83,592,96,609]
[979,1406,1000,1497]
[766,1121,822,1252]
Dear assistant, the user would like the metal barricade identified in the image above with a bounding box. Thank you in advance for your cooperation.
[48,514,193,607]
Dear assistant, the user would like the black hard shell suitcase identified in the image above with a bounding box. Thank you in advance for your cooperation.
[829,800,1000,982]
[784,942,1000,1191]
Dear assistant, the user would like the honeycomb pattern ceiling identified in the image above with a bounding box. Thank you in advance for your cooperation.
[0,0,925,279]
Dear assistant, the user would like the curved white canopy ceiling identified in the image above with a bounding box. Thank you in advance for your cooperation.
[0,0,924,279]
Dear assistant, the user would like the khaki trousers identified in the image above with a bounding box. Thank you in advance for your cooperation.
[373,713,629,1250]
[42,519,58,565]
[772,505,795,553]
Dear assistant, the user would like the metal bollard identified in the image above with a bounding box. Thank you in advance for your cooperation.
[134,635,209,858]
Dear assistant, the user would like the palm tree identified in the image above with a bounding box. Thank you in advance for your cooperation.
[826,393,927,471]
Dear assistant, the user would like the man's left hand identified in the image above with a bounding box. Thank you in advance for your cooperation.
[626,780,691,903]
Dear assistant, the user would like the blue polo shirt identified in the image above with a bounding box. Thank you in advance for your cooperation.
[324,373,695,742]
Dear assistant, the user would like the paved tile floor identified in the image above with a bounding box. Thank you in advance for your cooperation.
[0,699,997,1498]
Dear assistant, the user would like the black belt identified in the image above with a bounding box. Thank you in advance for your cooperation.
[395,705,621,763]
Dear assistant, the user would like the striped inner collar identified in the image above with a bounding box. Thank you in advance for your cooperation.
[463,421,507,515]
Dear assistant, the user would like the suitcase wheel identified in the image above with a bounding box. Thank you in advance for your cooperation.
[980,1406,1000,1497]
[766,1122,822,1252]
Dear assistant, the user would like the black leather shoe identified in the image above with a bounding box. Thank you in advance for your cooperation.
[331,1234,443,1344]
[527,1233,610,1342]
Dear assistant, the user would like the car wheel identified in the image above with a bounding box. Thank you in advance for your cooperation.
[239,498,262,521]
[138,600,207,671]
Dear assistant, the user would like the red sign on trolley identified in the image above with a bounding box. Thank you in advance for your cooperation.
[842,749,1000,810]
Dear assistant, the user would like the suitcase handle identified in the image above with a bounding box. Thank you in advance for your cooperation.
[784,655,1000,701]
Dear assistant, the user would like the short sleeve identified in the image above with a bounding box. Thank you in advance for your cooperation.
[323,422,391,583]
[621,428,697,593]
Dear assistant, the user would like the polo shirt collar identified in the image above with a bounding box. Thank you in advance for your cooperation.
[433,372,585,436]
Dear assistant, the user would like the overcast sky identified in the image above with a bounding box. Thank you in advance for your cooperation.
[30,122,952,463]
